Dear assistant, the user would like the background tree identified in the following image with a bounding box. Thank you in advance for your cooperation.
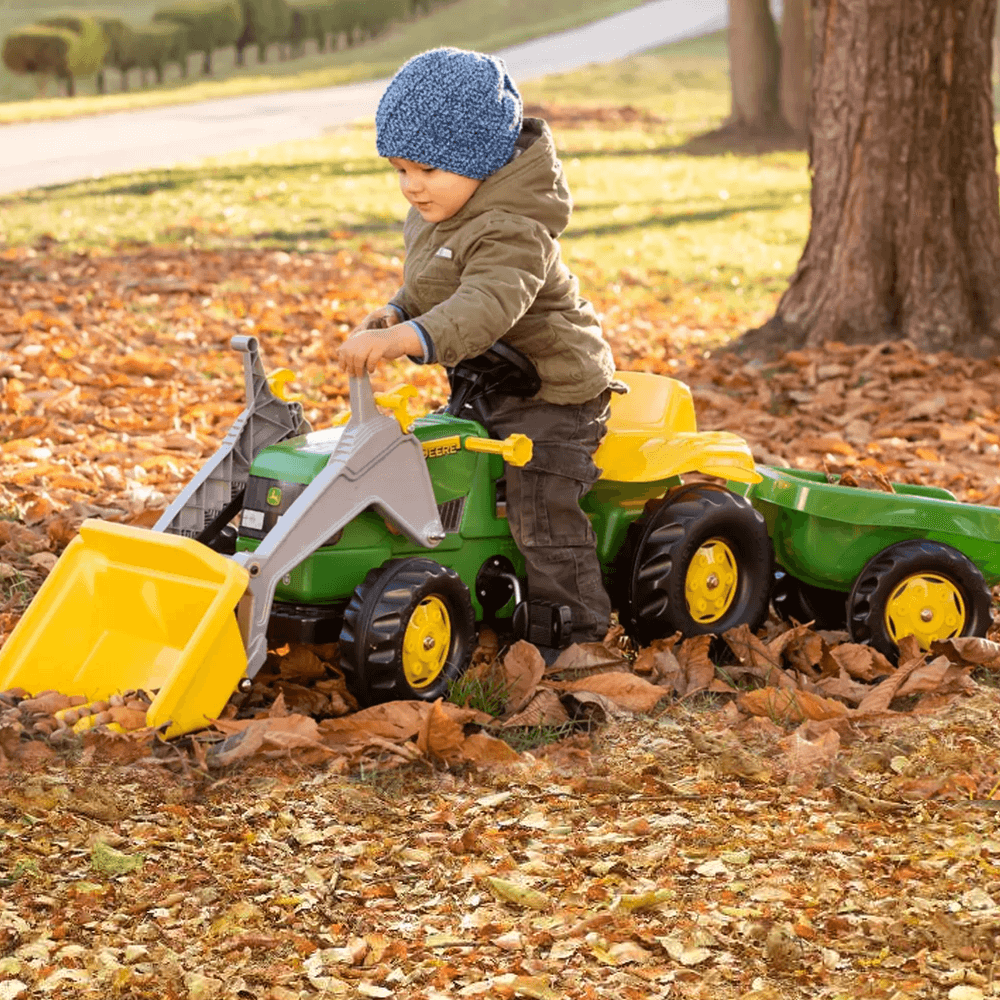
[745,0,1000,356]
[726,0,781,133]
[778,0,809,135]
[717,0,808,143]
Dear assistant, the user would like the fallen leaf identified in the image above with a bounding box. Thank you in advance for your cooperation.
[738,687,851,724]
[484,877,552,911]
[547,641,628,676]
[552,671,666,713]
[501,688,570,728]
[502,641,546,714]
[416,698,466,762]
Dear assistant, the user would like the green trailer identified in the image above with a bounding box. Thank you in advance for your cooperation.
[732,465,1000,659]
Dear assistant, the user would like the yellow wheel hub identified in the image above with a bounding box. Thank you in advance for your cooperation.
[402,596,451,689]
[685,538,738,624]
[885,573,965,649]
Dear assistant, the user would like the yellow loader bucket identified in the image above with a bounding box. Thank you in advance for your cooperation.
[0,519,250,738]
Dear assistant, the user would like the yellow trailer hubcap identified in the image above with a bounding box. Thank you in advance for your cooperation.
[402,596,451,688]
[885,573,965,649]
[685,539,738,624]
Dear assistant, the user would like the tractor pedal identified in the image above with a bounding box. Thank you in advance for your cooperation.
[512,600,573,649]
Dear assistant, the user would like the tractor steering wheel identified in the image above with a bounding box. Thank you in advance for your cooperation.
[445,341,541,424]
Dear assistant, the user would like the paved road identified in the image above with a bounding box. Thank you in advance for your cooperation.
[0,0,727,196]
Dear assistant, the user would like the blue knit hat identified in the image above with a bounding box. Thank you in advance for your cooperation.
[376,48,523,180]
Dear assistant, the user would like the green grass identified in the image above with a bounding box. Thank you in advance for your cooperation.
[0,31,812,352]
[447,669,510,717]
[0,0,648,120]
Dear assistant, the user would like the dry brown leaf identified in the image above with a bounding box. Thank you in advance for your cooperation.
[209,714,331,765]
[714,746,772,782]
[267,690,291,718]
[552,671,667,713]
[814,669,875,706]
[831,643,896,681]
[676,634,717,696]
[723,624,798,689]
[277,645,329,681]
[501,688,570,728]
[502,640,546,714]
[779,727,841,783]
[547,641,629,676]
[275,682,330,717]
[458,731,521,766]
[738,687,851,724]
[317,701,489,751]
[632,637,684,690]
[930,635,1000,669]
[855,651,929,714]
[894,656,975,698]
[559,688,630,722]
[416,698,466,762]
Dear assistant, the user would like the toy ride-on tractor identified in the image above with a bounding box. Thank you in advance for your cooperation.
[0,336,772,736]
[732,466,1000,660]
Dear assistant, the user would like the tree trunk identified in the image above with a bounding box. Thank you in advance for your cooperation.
[779,0,810,134]
[765,0,1000,356]
[202,49,213,75]
[728,0,782,129]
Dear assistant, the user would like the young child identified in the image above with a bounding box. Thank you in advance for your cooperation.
[337,47,617,653]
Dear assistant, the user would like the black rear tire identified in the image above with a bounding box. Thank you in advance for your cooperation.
[847,539,992,661]
[619,483,774,645]
[339,557,476,706]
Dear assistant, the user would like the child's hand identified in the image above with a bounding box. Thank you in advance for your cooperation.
[337,324,423,377]
[353,305,401,332]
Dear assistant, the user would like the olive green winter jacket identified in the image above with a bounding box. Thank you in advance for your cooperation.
[389,118,615,405]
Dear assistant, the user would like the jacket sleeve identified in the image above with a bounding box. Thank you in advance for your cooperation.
[387,289,413,320]
[413,215,554,367]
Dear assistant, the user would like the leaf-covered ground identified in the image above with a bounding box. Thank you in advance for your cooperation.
[3,242,1000,999]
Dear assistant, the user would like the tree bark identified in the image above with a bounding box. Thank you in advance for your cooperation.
[767,0,1000,355]
[728,0,782,129]
[779,0,810,134]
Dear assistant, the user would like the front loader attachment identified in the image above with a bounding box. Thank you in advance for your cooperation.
[0,520,249,738]
[0,362,444,738]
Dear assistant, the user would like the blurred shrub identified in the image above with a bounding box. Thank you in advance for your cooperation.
[236,0,293,64]
[3,16,108,95]
[154,0,243,73]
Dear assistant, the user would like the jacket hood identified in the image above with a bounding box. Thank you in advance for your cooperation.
[444,118,571,237]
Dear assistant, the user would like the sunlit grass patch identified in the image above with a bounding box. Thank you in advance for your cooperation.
[1,33,812,354]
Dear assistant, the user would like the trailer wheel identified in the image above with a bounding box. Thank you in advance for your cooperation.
[847,540,992,660]
[772,570,848,631]
[339,557,476,706]
[620,483,773,645]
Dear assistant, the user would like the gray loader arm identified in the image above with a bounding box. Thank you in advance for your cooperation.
[232,374,445,679]
[154,335,310,537]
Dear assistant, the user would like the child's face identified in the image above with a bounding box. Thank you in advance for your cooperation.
[388,157,483,223]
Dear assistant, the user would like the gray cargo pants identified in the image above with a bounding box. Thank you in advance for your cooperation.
[480,389,613,643]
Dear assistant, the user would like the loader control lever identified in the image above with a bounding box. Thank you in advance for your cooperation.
[464,433,533,467]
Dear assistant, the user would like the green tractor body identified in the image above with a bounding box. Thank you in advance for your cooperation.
[235,411,677,637]
[0,337,773,734]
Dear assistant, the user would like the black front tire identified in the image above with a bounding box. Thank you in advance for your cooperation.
[339,558,476,706]
[620,483,774,645]
[847,539,992,661]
